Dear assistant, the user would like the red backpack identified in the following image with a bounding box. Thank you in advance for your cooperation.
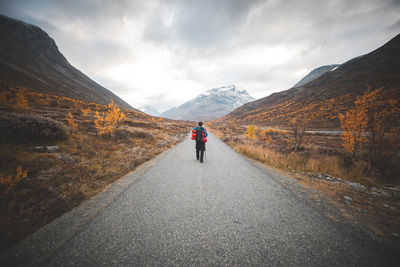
[191,127,207,142]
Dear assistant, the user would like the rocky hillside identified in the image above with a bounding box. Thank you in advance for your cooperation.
[293,64,340,87]
[161,85,255,121]
[220,34,400,129]
[0,14,132,109]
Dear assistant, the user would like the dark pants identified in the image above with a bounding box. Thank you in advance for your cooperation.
[196,141,205,162]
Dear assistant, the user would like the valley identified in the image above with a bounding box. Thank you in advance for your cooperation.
[0,6,399,265]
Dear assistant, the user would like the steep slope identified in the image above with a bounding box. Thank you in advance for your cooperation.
[161,85,255,121]
[221,34,400,129]
[139,105,160,116]
[0,14,132,109]
[293,64,340,87]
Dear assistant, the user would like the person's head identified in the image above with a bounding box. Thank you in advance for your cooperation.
[198,121,203,127]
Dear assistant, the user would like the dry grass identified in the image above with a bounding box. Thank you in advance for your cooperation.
[234,143,365,182]
[0,122,190,251]
[211,124,400,239]
[211,123,399,185]
[263,127,287,135]
[0,87,192,251]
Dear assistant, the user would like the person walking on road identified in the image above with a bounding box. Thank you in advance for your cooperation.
[191,122,208,163]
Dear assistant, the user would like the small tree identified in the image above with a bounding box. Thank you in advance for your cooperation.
[259,129,272,145]
[15,88,29,111]
[289,116,308,152]
[247,123,257,138]
[73,102,82,115]
[363,88,399,170]
[0,91,11,106]
[66,112,78,133]
[80,107,91,117]
[94,101,126,136]
[0,166,28,194]
[339,109,367,159]
[339,87,379,160]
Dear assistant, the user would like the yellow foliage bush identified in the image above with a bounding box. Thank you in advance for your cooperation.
[66,112,78,133]
[0,91,11,106]
[0,166,28,194]
[15,88,29,111]
[247,124,257,138]
[81,107,91,117]
[94,101,126,136]
[339,87,381,158]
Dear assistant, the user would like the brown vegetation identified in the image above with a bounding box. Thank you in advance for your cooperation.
[210,119,400,238]
[0,112,68,143]
[66,112,78,134]
[0,86,192,251]
[218,34,400,129]
[339,88,400,175]
[212,125,367,182]
[94,101,126,136]
[213,87,400,184]
[0,166,28,194]
[14,88,29,111]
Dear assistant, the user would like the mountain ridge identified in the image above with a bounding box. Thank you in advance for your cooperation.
[219,33,400,129]
[293,64,340,88]
[0,14,133,109]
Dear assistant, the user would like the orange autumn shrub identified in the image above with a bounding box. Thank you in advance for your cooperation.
[66,112,78,133]
[15,88,29,111]
[94,101,126,136]
[0,166,28,194]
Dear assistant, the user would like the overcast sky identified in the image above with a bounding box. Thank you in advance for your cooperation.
[1,0,399,112]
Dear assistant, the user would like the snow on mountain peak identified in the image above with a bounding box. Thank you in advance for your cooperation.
[161,85,255,121]
[202,85,250,97]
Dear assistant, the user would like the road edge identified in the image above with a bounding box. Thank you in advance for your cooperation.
[0,144,176,265]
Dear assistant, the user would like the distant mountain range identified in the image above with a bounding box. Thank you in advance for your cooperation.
[293,64,340,87]
[0,14,132,109]
[139,105,160,116]
[220,34,400,129]
[161,85,255,121]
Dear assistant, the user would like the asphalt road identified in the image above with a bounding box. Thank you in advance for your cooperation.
[1,133,399,266]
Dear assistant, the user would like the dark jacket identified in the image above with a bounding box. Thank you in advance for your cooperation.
[192,126,208,151]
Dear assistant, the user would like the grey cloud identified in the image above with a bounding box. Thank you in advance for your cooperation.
[143,0,264,47]
[171,0,263,46]
[1,0,399,112]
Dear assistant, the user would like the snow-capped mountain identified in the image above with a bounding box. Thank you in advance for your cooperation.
[139,105,160,116]
[160,85,255,121]
[293,64,340,87]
